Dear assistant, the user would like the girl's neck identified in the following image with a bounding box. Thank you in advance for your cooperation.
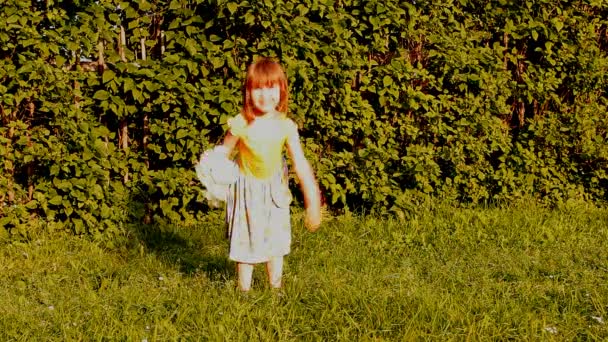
[255,110,281,119]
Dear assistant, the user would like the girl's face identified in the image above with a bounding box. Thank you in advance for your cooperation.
[251,85,280,114]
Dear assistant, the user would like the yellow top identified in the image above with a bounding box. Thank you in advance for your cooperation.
[228,113,298,179]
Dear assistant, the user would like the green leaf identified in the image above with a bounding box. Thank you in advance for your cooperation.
[383,76,393,87]
[101,204,111,219]
[553,19,563,32]
[244,12,255,25]
[169,0,182,10]
[176,129,188,139]
[211,57,224,69]
[6,14,19,24]
[64,204,73,217]
[123,77,136,93]
[49,195,63,206]
[227,2,238,14]
[93,90,110,100]
[531,30,538,41]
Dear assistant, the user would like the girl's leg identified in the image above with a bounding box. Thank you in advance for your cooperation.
[237,263,254,291]
[265,256,284,289]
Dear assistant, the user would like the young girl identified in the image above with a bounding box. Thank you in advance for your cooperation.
[197,58,322,292]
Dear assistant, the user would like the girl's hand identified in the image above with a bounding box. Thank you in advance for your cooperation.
[304,207,321,232]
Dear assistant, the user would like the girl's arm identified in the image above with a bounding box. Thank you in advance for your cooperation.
[286,127,322,231]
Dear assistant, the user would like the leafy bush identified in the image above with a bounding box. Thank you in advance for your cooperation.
[1,0,607,238]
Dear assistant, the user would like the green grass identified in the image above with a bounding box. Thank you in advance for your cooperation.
[1,203,607,340]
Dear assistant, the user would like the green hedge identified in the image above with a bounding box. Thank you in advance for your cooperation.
[1,0,607,238]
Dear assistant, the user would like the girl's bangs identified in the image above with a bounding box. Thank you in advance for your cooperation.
[247,62,285,89]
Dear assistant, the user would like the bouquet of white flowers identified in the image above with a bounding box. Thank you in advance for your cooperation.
[195,146,238,207]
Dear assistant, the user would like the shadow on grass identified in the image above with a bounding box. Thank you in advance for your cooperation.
[127,218,233,282]
[124,181,234,281]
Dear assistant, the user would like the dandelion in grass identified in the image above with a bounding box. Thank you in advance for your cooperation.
[544,326,558,334]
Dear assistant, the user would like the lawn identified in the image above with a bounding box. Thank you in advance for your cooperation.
[1,203,607,340]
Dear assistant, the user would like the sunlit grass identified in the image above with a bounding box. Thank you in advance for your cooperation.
[0,203,607,340]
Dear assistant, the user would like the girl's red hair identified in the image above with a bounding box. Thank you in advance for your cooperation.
[242,58,289,122]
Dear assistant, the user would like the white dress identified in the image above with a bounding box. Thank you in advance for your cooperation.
[196,114,297,263]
